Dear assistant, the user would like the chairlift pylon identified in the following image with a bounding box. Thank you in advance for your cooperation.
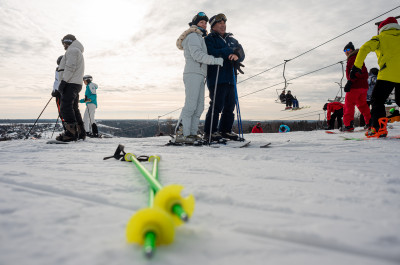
[327,61,345,103]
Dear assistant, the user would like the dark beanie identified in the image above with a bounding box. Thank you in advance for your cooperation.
[189,12,208,26]
[344,42,355,51]
[323,103,328,111]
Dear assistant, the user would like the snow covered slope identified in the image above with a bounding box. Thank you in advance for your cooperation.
[1,124,400,265]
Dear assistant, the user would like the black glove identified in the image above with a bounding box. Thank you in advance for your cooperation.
[58,80,67,95]
[233,61,245,74]
[233,45,245,61]
[344,80,352,92]
[51,90,61,98]
[350,65,362,79]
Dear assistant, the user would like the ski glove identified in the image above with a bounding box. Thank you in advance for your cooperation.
[215,57,224,67]
[51,90,61,98]
[344,80,352,92]
[234,61,245,74]
[233,45,245,61]
[58,80,67,95]
[350,65,362,79]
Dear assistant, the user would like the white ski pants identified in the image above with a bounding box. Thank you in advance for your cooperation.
[179,73,205,136]
[83,103,96,132]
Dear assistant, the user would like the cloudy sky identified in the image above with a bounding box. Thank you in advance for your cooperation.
[0,0,399,121]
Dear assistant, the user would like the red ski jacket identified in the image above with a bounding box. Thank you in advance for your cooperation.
[252,126,263,133]
[346,50,369,89]
[327,102,344,121]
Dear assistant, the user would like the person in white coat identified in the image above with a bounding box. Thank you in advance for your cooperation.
[175,12,224,144]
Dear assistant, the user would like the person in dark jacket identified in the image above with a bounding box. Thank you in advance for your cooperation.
[285,90,299,109]
[279,91,286,103]
[251,122,263,133]
[342,42,371,131]
[323,102,344,130]
[203,13,245,141]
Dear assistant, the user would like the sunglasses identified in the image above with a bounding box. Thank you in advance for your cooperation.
[210,13,227,25]
[344,48,351,52]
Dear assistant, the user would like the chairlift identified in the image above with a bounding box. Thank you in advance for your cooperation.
[328,61,345,103]
[275,60,292,104]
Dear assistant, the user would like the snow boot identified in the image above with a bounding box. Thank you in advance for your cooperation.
[56,123,78,142]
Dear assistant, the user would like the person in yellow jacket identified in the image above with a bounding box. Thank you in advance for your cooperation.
[350,17,400,137]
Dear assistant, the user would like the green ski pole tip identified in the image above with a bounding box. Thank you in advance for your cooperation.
[143,231,156,259]
[172,204,189,222]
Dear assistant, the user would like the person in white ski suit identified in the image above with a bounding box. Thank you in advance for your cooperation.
[175,12,223,143]
[79,75,98,135]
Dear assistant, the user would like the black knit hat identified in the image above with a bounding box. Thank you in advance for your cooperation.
[189,12,208,26]
[56,55,63,65]
[369,67,379,76]
[61,34,76,45]
[344,42,355,51]
[323,103,328,111]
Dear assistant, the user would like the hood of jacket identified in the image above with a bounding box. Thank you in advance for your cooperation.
[69,40,84,53]
[176,25,207,50]
[379,23,400,34]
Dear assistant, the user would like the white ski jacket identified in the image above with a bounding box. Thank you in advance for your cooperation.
[60,40,85,85]
[177,26,222,77]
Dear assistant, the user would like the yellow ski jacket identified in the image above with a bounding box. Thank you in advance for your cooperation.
[354,24,400,83]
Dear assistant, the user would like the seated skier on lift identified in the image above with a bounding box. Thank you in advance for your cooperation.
[279,90,286,104]
[285,90,299,109]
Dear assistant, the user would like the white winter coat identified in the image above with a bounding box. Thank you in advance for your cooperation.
[59,40,85,85]
[177,26,222,77]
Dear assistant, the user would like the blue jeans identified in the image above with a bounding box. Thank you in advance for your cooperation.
[204,83,236,134]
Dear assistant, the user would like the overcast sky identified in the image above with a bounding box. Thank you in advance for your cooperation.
[0,0,399,121]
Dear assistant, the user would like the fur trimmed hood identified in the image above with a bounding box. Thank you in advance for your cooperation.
[176,25,207,50]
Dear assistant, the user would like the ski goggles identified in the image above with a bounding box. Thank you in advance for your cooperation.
[210,13,227,26]
[344,48,351,52]
[197,12,207,17]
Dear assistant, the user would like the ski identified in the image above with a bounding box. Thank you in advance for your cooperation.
[340,134,400,141]
[260,142,272,148]
[325,128,366,134]
[46,139,71,144]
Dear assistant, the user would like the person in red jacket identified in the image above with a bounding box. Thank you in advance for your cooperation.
[342,42,371,131]
[323,102,344,130]
[251,122,263,133]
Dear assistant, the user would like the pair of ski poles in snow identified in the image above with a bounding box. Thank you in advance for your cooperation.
[123,152,195,258]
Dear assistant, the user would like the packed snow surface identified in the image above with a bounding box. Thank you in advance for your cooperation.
[1,124,400,265]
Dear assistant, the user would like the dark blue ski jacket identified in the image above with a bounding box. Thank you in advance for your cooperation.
[205,32,245,88]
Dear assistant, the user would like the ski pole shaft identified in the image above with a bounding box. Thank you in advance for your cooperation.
[26,96,53,139]
[143,155,160,257]
[51,115,59,139]
[125,154,189,222]
[209,65,220,144]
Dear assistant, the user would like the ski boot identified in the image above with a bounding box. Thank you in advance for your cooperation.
[77,124,86,140]
[221,131,239,141]
[365,118,388,138]
[174,135,196,144]
[56,123,78,142]
[204,132,223,142]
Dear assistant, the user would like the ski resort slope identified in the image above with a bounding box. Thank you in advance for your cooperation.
[1,124,400,265]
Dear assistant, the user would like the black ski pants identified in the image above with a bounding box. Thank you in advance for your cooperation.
[370,80,400,129]
[204,83,236,134]
[329,108,343,129]
[60,83,83,125]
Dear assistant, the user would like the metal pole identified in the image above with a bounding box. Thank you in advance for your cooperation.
[208,65,220,144]
[26,97,53,139]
